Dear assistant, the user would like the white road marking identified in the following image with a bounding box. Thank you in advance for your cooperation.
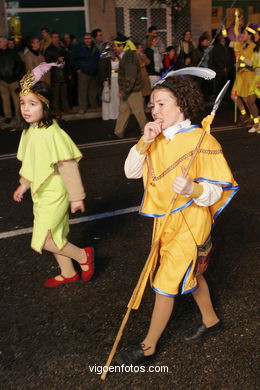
[0,125,245,161]
[0,206,140,239]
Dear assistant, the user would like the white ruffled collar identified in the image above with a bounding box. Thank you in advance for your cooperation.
[162,119,191,140]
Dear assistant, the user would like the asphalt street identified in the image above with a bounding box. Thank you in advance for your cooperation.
[0,106,259,390]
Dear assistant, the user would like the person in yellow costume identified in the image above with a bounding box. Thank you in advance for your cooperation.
[247,25,260,133]
[231,25,256,125]
[115,75,239,365]
[13,63,95,287]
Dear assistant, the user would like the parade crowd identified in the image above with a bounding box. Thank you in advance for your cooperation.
[0,21,259,135]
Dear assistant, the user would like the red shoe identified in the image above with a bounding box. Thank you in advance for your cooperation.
[44,273,79,287]
[80,247,95,282]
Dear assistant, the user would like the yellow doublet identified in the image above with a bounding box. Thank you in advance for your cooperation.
[138,128,238,300]
[232,42,255,97]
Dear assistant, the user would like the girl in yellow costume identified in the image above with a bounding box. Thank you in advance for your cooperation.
[247,26,260,133]
[231,25,256,125]
[13,63,94,287]
[116,75,238,365]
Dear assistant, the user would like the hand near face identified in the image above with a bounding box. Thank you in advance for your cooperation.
[173,165,194,195]
[13,184,27,202]
[143,119,163,142]
[70,200,85,213]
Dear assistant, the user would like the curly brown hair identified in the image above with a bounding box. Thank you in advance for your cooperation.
[152,75,204,119]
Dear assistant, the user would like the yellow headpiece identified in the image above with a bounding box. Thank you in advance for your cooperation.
[19,71,50,107]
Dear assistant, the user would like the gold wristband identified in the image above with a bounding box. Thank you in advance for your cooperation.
[190,183,204,198]
[135,137,152,155]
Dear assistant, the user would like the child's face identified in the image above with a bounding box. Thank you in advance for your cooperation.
[150,89,184,129]
[20,92,44,124]
[168,49,175,58]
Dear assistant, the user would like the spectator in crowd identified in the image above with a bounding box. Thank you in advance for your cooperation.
[177,30,194,57]
[7,38,15,50]
[143,25,165,57]
[39,27,52,55]
[61,33,74,51]
[98,42,120,120]
[135,42,151,106]
[183,54,192,67]
[0,36,24,123]
[201,31,211,40]
[61,33,78,108]
[92,28,103,50]
[23,37,50,84]
[70,35,77,47]
[210,36,231,96]
[145,36,164,88]
[146,37,164,73]
[163,45,177,71]
[191,36,211,100]
[191,36,210,67]
[71,32,100,114]
[45,32,73,116]
[110,33,147,139]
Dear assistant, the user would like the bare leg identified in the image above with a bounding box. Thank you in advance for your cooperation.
[141,293,174,356]
[192,274,219,327]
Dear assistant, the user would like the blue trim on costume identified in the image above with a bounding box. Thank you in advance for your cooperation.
[139,198,194,218]
[181,260,193,294]
[176,125,200,134]
[195,177,235,186]
[213,185,239,226]
[181,285,198,295]
[152,286,178,297]
[194,177,240,226]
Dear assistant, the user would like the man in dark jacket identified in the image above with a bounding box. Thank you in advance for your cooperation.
[111,34,147,139]
[0,36,24,123]
[45,32,72,116]
[70,32,100,113]
[210,36,232,96]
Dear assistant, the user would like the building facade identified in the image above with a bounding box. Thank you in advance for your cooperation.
[2,1,258,48]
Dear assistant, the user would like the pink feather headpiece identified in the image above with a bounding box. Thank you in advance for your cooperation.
[19,62,64,107]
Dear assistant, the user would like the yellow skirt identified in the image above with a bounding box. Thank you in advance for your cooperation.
[231,70,254,98]
[31,173,70,253]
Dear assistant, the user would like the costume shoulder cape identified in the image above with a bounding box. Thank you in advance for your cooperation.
[17,120,82,195]
[140,127,239,225]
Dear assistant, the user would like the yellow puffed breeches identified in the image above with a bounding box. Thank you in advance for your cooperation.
[152,204,212,297]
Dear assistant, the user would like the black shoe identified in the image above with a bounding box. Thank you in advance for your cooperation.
[182,320,222,344]
[115,344,155,366]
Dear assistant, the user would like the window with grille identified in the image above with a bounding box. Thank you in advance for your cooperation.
[115,0,191,47]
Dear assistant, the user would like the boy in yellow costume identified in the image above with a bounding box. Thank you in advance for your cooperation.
[116,75,238,365]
